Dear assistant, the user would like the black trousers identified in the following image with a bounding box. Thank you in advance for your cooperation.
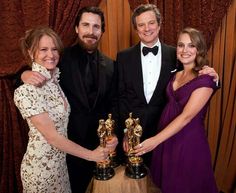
[67,154,95,193]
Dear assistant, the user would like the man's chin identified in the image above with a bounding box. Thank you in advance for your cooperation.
[81,43,98,52]
[77,37,100,52]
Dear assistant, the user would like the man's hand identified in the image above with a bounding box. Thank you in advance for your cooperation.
[199,66,219,83]
[21,70,47,87]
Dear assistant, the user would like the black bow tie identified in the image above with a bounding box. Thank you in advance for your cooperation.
[142,46,158,56]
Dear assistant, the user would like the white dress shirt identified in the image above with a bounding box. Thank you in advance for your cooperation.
[141,40,162,103]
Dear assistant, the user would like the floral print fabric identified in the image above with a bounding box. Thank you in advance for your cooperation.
[14,63,71,193]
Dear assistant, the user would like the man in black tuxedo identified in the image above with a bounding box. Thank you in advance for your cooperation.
[60,7,118,193]
[21,6,118,193]
[117,4,218,166]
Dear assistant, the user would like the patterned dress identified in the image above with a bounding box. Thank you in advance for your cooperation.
[14,63,71,193]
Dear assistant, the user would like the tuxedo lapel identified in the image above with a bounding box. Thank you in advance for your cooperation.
[131,43,147,103]
[70,46,90,108]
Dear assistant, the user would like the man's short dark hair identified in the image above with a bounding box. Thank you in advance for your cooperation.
[132,4,162,30]
[75,6,105,33]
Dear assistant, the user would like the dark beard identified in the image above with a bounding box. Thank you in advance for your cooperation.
[77,35,100,52]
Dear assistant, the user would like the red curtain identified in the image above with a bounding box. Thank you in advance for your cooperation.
[0,1,101,193]
[0,1,49,192]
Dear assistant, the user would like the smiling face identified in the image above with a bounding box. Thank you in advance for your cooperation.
[75,12,102,52]
[30,35,59,70]
[135,10,161,47]
[177,33,197,67]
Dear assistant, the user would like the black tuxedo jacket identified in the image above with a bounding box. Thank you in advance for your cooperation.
[117,42,177,141]
[59,44,116,149]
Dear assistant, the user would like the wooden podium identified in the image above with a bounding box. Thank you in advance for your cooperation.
[86,166,161,193]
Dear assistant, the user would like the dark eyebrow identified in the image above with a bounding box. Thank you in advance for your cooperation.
[80,22,89,25]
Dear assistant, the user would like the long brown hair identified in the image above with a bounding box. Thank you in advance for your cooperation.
[178,27,208,72]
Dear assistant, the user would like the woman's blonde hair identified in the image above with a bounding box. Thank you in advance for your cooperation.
[20,26,63,65]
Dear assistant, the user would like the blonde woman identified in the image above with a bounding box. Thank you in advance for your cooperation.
[14,26,108,193]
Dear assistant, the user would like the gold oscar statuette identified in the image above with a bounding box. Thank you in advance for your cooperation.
[105,113,119,168]
[124,113,147,179]
[94,118,115,180]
